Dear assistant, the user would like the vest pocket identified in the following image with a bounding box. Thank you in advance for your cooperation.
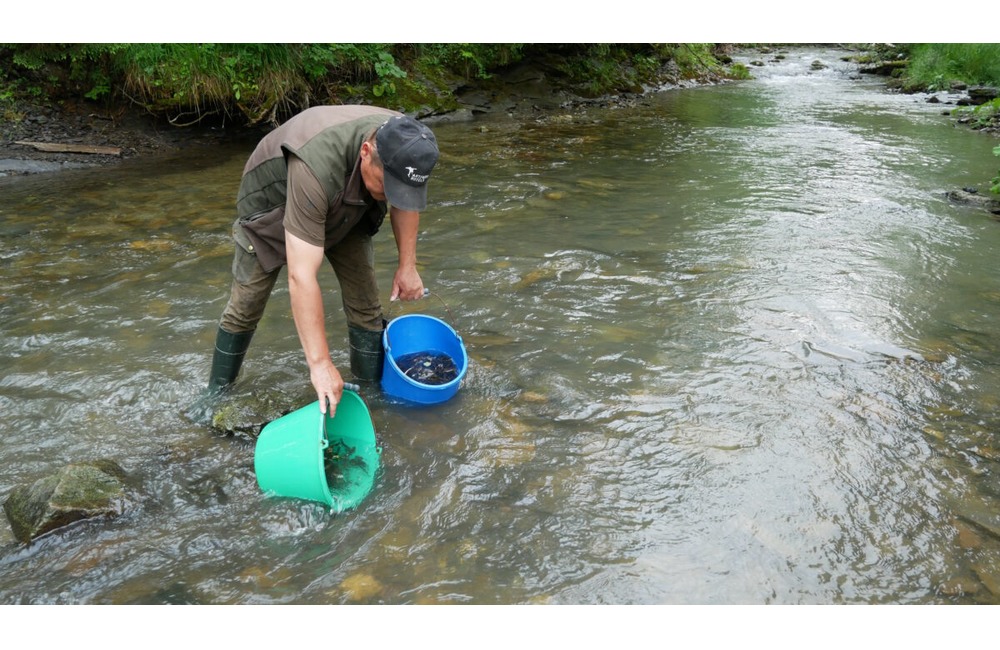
[231,218,259,284]
[238,206,287,273]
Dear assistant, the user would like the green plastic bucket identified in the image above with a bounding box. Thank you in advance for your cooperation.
[253,391,379,512]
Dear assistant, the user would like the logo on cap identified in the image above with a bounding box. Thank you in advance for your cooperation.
[406,166,429,183]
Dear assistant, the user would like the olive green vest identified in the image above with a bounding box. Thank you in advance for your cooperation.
[235,105,398,272]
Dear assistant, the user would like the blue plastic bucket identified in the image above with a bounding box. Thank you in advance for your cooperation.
[253,391,380,511]
[381,314,468,405]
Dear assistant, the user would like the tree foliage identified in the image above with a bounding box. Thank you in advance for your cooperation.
[0,43,732,127]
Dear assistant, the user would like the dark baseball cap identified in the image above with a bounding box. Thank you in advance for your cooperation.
[376,115,439,211]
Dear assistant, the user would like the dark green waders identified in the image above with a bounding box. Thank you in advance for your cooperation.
[348,324,385,382]
[207,327,255,394]
[184,327,254,425]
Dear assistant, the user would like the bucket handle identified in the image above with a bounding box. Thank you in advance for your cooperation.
[386,288,455,324]
[319,381,368,432]
[320,382,362,446]
[321,384,379,453]
[385,288,459,353]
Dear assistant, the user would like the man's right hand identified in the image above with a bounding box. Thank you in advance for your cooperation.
[310,357,345,416]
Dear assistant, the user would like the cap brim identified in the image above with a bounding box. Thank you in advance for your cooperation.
[383,172,427,212]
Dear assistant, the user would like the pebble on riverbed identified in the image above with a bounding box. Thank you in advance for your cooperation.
[336,572,384,602]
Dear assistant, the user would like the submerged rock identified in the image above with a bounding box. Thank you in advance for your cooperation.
[859,60,908,76]
[338,572,384,602]
[3,460,129,544]
[947,189,1000,215]
[210,390,292,437]
[959,86,1000,106]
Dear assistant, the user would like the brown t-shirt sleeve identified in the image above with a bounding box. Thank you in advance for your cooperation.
[283,155,328,248]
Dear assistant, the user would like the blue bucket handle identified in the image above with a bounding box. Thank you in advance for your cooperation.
[385,288,459,350]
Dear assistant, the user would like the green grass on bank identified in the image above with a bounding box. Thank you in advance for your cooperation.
[903,43,1000,90]
[0,43,732,127]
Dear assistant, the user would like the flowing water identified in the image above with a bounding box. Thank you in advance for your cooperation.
[2,48,1000,604]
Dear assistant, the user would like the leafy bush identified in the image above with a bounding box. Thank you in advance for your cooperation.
[955,97,1000,129]
[417,44,526,79]
[0,44,127,101]
[727,63,753,80]
[0,43,727,125]
[525,44,714,97]
[904,44,1000,90]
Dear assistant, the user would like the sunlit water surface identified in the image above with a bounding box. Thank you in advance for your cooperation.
[2,49,1000,604]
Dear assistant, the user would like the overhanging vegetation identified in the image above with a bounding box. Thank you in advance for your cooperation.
[0,43,735,127]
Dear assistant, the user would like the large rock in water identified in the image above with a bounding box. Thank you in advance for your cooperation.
[209,390,293,436]
[947,189,1000,215]
[3,460,129,543]
[964,86,1000,106]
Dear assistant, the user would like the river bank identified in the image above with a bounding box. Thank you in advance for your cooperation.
[0,44,729,177]
[0,98,253,176]
[2,46,997,179]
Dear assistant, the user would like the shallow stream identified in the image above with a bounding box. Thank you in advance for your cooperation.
[2,48,1000,604]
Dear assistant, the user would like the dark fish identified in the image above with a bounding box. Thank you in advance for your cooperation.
[396,351,459,385]
[324,439,366,491]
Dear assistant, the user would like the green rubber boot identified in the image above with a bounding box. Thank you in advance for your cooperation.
[184,327,254,425]
[348,324,385,382]
[207,327,254,394]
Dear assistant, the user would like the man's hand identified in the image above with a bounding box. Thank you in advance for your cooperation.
[390,265,425,301]
[309,357,345,416]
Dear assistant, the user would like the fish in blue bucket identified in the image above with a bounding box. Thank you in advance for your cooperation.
[396,351,459,385]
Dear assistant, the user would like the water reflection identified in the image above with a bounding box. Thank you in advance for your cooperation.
[2,48,1000,604]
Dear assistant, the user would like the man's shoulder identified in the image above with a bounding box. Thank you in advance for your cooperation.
[293,105,400,128]
[274,105,398,165]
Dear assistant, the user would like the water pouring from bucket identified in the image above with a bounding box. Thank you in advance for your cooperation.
[253,387,380,511]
